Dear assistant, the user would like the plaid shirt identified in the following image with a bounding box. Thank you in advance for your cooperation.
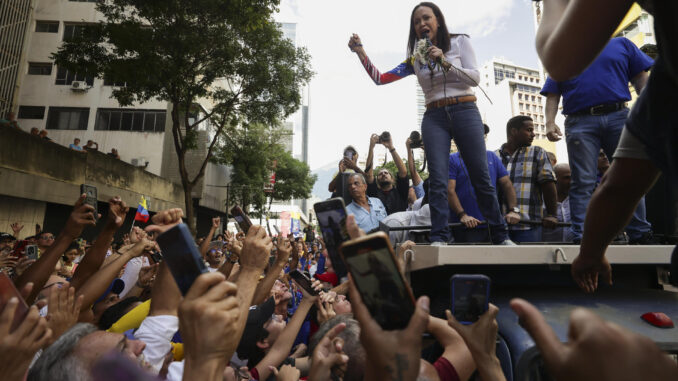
[496,144,555,230]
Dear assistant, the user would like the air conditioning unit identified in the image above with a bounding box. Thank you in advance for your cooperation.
[70,81,87,91]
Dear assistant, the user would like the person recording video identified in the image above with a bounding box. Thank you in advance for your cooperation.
[349,2,512,245]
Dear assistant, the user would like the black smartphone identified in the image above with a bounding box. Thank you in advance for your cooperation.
[289,270,318,296]
[314,198,350,279]
[149,249,163,264]
[230,205,252,234]
[0,273,30,332]
[80,184,98,222]
[156,223,208,295]
[450,274,490,325]
[339,232,415,330]
[25,245,38,260]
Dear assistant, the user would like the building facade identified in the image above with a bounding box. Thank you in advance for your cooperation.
[477,58,555,156]
[0,0,33,117]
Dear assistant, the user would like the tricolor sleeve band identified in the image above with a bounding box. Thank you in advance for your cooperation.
[361,56,414,85]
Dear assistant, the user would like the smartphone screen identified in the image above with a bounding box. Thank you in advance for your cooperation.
[230,205,252,233]
[26,245,38,260]
[339,232,415,330]
[80,184,98,222]
[0,273,30,332]
[314,198,350,279]
[450,274,490,325]
[156,223,207,295]
[289,270,318,296]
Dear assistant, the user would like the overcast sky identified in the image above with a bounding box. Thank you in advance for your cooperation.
[275,0,549,170]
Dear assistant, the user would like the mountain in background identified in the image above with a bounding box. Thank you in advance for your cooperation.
[311,161,339,200]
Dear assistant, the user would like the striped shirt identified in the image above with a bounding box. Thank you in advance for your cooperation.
[496,144,555,230]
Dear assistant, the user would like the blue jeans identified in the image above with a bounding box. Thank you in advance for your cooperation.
[564,108,652,241]
[422,102,508,244]
[509,227,542,243]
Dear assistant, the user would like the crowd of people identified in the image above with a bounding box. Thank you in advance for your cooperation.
[1,0,677,380]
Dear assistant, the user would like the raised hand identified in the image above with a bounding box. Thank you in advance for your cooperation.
[137,264,159,288]
[63,195,97,238]
[212,217,221,229]
[45,283,83,345]
[0,300,52,381]
[316,298,336,325]
[239,226,272,272]
[270,364,301,381]
[145,208,184,235]
[10,223,24,237]
[106,196,129,229]
[307,323,349,381]
[275,237,292,266]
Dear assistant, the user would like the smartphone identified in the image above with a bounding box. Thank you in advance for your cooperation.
[289,270,319,296]
[450,274,490,325]
[149,249,163,264]
[0,273,30,332]
[314,198,350,279]
[230,205,252,234]
[344,149,354,160]
[80,184,98,222]
[25,245,38,260]
[156,223,208,295]
[339,232,415,330]
[11,240,28,258]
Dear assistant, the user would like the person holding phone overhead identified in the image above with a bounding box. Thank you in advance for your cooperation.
[349,2,512,245]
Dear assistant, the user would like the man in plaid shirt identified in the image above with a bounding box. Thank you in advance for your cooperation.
[496,116,559,242]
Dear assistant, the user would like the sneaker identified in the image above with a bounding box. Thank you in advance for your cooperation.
[499,239,517,246]
[430,241,447,247]
[629,231,662,245]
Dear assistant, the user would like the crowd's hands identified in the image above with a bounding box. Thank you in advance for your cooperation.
[179,272,240,377]
[105,196,128,229]
[212,217,220,230]
[546,122,563,142]
[270,364,300,381]
[239,226,272,272]
[0,297,52,381]
[510,298,678,381]
[275,237,292,266]
[308,323,349,381]
[571,254,612,293]
[144,208,184,235]
[13,257,35,277]
[290,343,307,359]
[316,294,337,325]
[137,264,159,288]
[349,276,429,381]
[446,304,506,381]
[0,249,18,270]
[45,282,83,345]
[10,222,23,237]
[427,44,445,63]
[64,194,98,238]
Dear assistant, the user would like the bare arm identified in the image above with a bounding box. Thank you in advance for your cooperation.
[149,262,181,316]
[540,181,558,217]
[497,176,517,211]
[254,297,316,380]
[328,161,346,193]
[536,0,634,80]
[630,70,649,94]
[447,180,464,216]
[70,197,128,290]
[406,140,422,186]
[16,196,95,304]
[428,317,475,381]
[384,140,407,178]
[364,134,378,184]
[200,217,220,258]
[544,93,563,142]
[251,238,291,306]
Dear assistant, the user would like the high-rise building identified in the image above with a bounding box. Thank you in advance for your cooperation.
[0,0,32,117]
[476,58,555,156]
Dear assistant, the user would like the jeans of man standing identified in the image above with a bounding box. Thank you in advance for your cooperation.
[564,108,652,242]
[421,102,508,244]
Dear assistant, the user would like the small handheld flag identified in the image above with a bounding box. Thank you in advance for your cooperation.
[134,196,150,223]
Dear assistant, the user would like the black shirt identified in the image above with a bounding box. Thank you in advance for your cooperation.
[367,175,410,215]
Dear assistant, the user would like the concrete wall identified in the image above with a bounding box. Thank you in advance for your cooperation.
[0,125,184,213]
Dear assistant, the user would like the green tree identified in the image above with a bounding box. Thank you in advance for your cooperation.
[215,122,315,217]
[52,0,313,232]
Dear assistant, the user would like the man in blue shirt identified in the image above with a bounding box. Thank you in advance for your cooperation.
[541,37,655,244]
[345,173,387,232]
[448,124,521,243]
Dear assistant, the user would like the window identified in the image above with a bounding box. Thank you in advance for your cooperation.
[28,63,52,75]
[95,109,166,132]
[103,77,126,87]
[46,107,89,130]
[63,23,93,41]
[35,21,59,33]
[55,66,94,86]
[18,106,46,119]
[519,103,524,111]
[518,93,522,100]
[531,95,536,101]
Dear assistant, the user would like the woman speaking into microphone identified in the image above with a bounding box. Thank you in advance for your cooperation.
[349,2,512,245]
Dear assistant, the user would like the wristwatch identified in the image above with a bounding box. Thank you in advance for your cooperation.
[511,207,520,214]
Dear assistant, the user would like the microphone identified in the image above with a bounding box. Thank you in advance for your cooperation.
[421,31,443,67]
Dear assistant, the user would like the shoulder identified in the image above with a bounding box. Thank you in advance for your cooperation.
[370,197,385,206]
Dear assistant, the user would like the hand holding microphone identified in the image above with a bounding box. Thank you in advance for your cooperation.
[421,31,448,71]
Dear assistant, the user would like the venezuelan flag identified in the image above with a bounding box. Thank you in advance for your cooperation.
[134,196,150,223]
